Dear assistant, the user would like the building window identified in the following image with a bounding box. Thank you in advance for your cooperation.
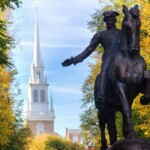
[36,72,41,82]
[36,122,44,135]
[33,90,38,102]
[41,90,45,102]
[72,135,78,142]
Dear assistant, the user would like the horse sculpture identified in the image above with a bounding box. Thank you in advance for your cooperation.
[94,5,150,150]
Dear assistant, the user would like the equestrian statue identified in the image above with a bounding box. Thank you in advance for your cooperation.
[62,4,150,150]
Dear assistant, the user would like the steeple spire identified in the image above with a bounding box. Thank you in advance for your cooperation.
[33,5,42,67]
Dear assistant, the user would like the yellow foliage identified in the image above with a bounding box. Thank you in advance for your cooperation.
[132,95,150,137]
[0,11,15,145]
[0,66,15,145]
[29,134,84,150]
[29,134,49,150]
[88,53,102,87]
[139,1,150,68]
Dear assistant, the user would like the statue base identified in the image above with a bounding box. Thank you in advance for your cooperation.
[108,138,150,150]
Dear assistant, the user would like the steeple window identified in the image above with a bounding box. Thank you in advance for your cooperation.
[41,90,45,102]
[33,90,38,102]
[36,72,41,82]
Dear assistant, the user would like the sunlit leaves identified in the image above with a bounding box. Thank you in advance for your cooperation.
[0,67,15,145]
[0,0,31,148]
[30,135,85,150]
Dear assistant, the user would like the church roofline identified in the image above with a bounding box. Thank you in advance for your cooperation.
[28,83,49,86]
[26,112,55,121]
[26,117,55,121]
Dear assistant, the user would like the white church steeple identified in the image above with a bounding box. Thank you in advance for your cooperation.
[30,5,45,84]
[33,7,42,67]
[25,1,55,135]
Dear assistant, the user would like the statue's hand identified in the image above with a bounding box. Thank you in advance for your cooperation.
[62,58,73,67]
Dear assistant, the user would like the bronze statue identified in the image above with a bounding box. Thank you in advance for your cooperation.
[94,5,150,150]
[62,4,150,150]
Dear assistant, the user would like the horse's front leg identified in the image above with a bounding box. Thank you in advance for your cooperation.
[98,112,108,150]
[107,111,117,145]
[116,81,137,139]
[140,70,150,105]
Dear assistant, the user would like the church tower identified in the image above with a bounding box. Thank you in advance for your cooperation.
[25,5,55,135]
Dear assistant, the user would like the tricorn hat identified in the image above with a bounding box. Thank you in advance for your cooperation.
[103,10,119,19]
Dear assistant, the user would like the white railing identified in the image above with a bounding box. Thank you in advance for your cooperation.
[26,111,55,120]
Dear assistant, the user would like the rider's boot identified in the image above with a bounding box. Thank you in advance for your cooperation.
[96,73,106,108]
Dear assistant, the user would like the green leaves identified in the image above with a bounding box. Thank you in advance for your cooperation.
[0,20,13,66]
[0,0,22,67]
[0,0,22,11]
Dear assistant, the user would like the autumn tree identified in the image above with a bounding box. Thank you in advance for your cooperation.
[45,135,85,150]
[28,134,85,150]
[0,0,22,66]
[29,134,48,150]
[0,89,32,150]
[0,0,21,11]
[0,0,31,148]
[80,0,150,146]
[0,67,15,145]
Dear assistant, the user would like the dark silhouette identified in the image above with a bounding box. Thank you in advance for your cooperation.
[62,10,121,105]
[108,139,150,150]
[94,5,150,150]
[62,4,150,150]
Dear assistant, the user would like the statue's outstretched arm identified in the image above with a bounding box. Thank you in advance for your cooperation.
[62,33,100,67]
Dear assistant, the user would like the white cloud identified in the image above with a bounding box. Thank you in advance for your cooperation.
[21,41,87,48]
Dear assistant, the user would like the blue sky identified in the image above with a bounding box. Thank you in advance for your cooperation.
[13,0,100,137]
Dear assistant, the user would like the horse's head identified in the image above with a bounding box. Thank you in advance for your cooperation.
[122,5,141,55]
